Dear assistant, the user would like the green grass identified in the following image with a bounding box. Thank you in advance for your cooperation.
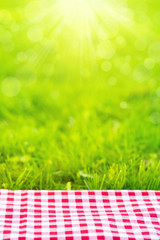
[0,0,160,190]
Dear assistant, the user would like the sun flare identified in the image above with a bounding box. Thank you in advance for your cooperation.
[55,0,132,30]
[24,0,135,77]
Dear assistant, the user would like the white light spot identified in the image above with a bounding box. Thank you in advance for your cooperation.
[148,42,160,62]
[68,117,75,128]
[116,36,126,47]
[25,1,42,22]
[1,77,21,97]
[27,25,43,42]
[120,101,128,109]
[133,64,151,82]
[108,77,117,86]
[144,58,155,69]
[156,87,160,98]
[150,112,160,124]
[26,49,37,62]
[113,120,120,131]
[101,61,112,72]
[97,41,115,59]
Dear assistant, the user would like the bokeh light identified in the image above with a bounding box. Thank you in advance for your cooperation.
[1,77,21,97]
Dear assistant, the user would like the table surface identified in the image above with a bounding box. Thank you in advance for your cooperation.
[0,190,160,239]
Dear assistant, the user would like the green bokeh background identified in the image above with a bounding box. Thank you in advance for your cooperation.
[0,0,160,190]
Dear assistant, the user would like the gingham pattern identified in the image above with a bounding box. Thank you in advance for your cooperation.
[0,190,160,239]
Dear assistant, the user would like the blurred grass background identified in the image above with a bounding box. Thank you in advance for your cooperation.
[0,0,160,190]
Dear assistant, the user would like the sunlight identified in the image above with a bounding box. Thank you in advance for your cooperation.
[51,0,133,47]
[24,0,135,77]
[58,0,93,19]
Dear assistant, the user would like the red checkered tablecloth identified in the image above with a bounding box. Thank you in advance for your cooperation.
[0,190,160,239]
